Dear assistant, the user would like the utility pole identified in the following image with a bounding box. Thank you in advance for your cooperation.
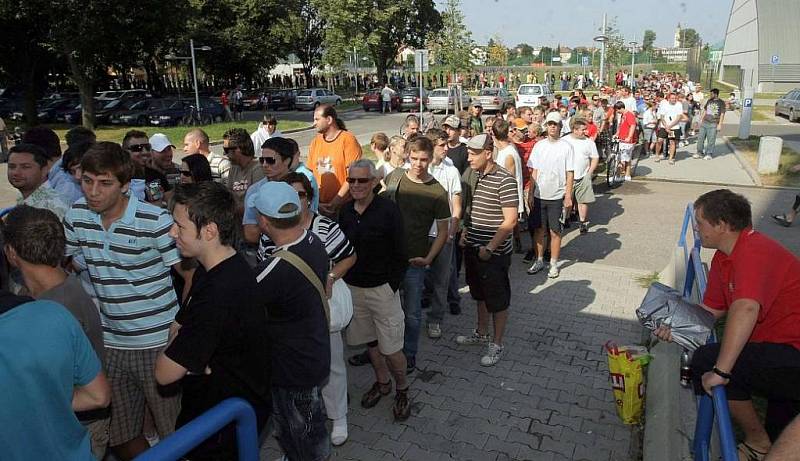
[594,14,608,87]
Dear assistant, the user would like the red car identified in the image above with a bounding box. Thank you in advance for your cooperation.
[362,88,399,111]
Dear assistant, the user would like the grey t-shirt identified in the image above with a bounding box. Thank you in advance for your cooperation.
[40,274,104,364]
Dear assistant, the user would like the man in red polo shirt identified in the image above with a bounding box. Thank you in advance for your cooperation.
[657,189,800,460]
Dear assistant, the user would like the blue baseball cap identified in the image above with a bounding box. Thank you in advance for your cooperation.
[248,181,301,219]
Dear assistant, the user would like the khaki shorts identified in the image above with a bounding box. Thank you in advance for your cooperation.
[346,283,405,355]
[573,174,595,204]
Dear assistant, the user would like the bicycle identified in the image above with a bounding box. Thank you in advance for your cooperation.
[604,137,623,188]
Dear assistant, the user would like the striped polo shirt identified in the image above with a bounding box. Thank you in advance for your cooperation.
[64,196,181,350]
[465,165,519,255]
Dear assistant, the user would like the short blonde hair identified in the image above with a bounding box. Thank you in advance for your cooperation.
[389,135,407,157]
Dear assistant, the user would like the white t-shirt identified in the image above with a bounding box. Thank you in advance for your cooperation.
[642,109,658,128]
[621,96,637,114]
[658,101,685,127]
[251,127,283,153]
[527,138,574,200]
[563,135,599,180]
[428,161,462,237]
[495,144,524,213]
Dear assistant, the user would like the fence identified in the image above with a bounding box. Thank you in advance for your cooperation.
[133,398,259,461]
[677,203,738,461]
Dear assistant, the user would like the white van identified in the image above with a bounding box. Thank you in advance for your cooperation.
[515,84,554,108]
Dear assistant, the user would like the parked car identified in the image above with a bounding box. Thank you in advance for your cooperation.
[515,84,554,108]
[110,98,173,126]
[399,87,427,112]
[266,89,297,110]
[0,97,24,118]
[241,90,264,111]
[774,88,800,122]
[96,89,150,102]
[472,87,514,112]
[424,87,471,113]
[195,98,225,123]
[362,88,399,112]
[95,97,150,125]
[11,97,78,123]
[295,88,342,110]
[147,100,191,126]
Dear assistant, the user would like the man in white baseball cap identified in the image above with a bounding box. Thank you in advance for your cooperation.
[148,133,180,186]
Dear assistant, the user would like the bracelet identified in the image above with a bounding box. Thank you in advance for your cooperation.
[712,367,732,380]
[328,272,338,281]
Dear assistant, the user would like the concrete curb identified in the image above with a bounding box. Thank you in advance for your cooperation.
[723,136,763,187]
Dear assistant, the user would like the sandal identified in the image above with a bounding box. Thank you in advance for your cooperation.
[738,442,767,461]
[393,387,411,422]
[772,214,792,227]
[361,381,391,409]
[348,350,371,367]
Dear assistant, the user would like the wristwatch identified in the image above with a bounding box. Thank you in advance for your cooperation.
[328,272,338,281]
[712,367,732,380]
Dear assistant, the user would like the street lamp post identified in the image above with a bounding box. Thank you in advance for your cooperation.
[594,13,608,87]
[629,38,638,89]
[166,39,211,120]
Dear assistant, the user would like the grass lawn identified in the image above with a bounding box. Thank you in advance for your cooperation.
[360,144,378,162]
[729,136,800,187]
[750,108,775,122]
[13,120,312,144]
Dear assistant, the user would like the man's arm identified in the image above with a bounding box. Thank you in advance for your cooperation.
[72,372,111,412]
[411,220,448,267]
[449,194,462,239]
[563,170,574,209]
[484,206,518,253]
[155,352,189,385]
[712,298,760,373]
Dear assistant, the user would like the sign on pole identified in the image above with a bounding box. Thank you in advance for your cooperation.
[551,56,561,63]
[743,98,753,108]
[581,56,589,67]
[771,54,780,65]
[414,49,429,72]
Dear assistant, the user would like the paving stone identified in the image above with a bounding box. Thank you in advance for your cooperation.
[372,435,411,458]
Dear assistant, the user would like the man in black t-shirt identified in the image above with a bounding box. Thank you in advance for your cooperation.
[155,183,270,461]
[252,181,332,460]
[442,115,468,175]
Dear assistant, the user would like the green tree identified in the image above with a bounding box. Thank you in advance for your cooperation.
[535,46,554,64]
[642,30,656,51]
[604,17,626,67]
[487,35,508,66]
[429,0,474,77]
[319,0,441,85]
[680,28,701,48]
[515,43,534,58]
[274,0,326,88]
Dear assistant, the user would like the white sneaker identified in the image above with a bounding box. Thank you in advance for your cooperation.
[427,322,442,339]
[703,155,712,160]
[331,419,348,446]
[692,153,702,159]
[624,175,632,181]
[456,329,491,345]
[480,342,504,366]
[548,264,560,278]
[527,259,546,274]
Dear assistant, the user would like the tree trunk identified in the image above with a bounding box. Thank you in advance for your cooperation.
[303,66,313,89]
[66,53,96,130]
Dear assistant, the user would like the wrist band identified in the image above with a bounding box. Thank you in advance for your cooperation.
[712,367,732,380]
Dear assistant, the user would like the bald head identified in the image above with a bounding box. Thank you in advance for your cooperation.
[183,128,210,155]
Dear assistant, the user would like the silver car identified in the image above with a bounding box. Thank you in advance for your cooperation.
[295,88,343,111]
[471,88,514,112]
[425,87,471,113]
[774,88,800,122]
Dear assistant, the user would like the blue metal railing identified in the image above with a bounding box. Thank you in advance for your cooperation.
[133,398,260,461]
[679,204,737,461]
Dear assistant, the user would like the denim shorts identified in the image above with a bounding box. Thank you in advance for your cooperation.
[271,386,330,461]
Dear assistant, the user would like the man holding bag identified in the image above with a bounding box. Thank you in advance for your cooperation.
[656,189,800,460]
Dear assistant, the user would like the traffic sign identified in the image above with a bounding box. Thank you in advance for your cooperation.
[414,49,429,72]
[551,56,561,62]
[771,54,780,65]
[581,56,589,67]
[744,98,753,108]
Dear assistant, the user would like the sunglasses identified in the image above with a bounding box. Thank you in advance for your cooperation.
[259,156,277,165]
[346,177,371,184]
[223,146,239,155]
[128,143,151,152]
[296,191,308,198]
[180,170,192,177]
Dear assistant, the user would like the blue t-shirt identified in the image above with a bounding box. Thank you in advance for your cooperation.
[0,299,101,460]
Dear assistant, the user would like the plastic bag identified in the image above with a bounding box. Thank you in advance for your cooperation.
[328,278,353,333]
[606,342,650,425]
[636,282,715,351]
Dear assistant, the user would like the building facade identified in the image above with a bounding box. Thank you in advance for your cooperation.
[720,0,800,92]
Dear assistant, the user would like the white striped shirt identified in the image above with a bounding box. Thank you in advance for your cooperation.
[258,213,355,266]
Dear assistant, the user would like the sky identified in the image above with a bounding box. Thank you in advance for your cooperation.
[446,0,732,49]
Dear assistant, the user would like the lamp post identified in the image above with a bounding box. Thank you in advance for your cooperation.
[593,13,608,87]
[629,38,638,89]
[165,39,211,120]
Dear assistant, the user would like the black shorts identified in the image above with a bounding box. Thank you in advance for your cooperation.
[463,247,511,313]
[656,127,681,141]
[528,196,564,234]
[691,342,800,401]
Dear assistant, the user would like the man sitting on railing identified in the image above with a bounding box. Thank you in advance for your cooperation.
[657,189,800,461]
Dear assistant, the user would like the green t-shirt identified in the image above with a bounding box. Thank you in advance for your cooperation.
[396,174,451,259]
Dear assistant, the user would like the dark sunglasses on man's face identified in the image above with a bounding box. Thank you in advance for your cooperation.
[346,177,371,184]
[223,146,239,155]
[128,143,151,152]
[259,156,277,165]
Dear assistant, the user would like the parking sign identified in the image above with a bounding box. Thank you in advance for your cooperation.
[582,56,589,67]
[744,98,753,108]
[771,55,780,65]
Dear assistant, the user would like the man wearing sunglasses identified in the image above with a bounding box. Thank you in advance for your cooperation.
[222,128,264,210]
[122,130,171,206]
[242,137,296,245]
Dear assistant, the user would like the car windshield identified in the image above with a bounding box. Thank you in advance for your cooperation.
[168,101,185,109]
[519,86,542,96]
[129,100,149,110]
[479,89,500,96]
[298,90,312,96]
[429,90,448,97]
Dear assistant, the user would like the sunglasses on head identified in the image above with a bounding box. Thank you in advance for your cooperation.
[223,146,239,155]
[128,143,151,152]
[259,156,277,165]
[346,177,371,184]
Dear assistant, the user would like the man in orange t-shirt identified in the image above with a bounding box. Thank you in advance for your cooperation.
[306,104,362,215]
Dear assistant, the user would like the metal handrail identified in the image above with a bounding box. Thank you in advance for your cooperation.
[133,398,259,461]
[679,204,737,461]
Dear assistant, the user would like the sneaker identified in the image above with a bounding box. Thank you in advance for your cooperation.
[668,159,675,165]
[692,153,702,159]
[624,175,632,181]
[654,156,661,163]
[773,214,793,227]
[480,342,504,367]
[456,329,491,345]
[527,259,546,275]
[579,222,589,234]
[331,419,348,446]
[703,155,712,160]
[406,357,416,375]
[548,264,560,278]
[427,322,442,339]
[523,249,535,263]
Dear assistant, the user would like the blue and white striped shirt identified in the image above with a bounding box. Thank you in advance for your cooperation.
[64,196,181,350]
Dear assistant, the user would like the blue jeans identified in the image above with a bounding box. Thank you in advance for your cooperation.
[400,265,426,361]
[271,386,330,461]
[696,122,718,156]
[424,240,453,324]
[448,235,462,309]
